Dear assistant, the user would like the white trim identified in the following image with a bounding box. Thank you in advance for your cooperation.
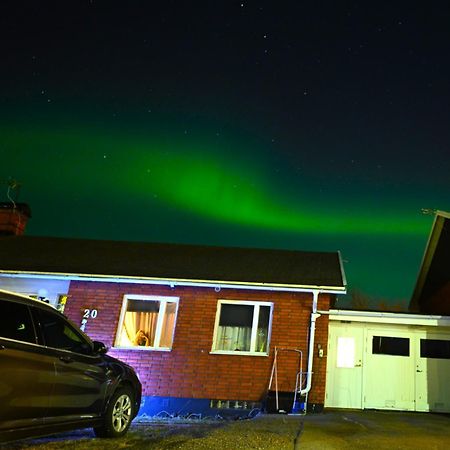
[210,299,273,356]
[114,294,179,350]
[115,296,129,347]
[111,345,171,352]
[0,271,346,294]
[153,300,166,348]
[323,309,450,327]
[338,251,347,287]
[250,304,260,353]
[436,210,450,219]
[410,213,443,309]
[209,350,269,357]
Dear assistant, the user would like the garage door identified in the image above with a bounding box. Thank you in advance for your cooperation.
[364,330,415,410]
[325,323,364,409]
[326,323,450,413]
[415,332,450,412]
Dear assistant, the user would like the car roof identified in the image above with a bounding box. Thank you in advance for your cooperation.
[0,288,58,312]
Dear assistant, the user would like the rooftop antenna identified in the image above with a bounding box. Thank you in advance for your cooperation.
[421,208,437,216]
[2,178,21,204]
[0,179,24,234]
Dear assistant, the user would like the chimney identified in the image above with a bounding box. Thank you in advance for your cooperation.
[0,202,32,236]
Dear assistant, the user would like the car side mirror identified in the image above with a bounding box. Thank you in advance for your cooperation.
[92,340,108,355]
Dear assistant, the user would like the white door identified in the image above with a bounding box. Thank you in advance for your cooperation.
[364,329,415,410]
[325,323,364,409]
[415,332,450,412]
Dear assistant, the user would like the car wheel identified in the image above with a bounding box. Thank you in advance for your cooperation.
[94,387,134,438]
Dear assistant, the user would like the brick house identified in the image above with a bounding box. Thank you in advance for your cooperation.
[0,202,347,416]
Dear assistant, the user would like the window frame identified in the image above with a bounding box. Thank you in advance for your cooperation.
[372,335,410,357]
[114,294,179,351]
[32,306,94,355]
[211,299,273,356]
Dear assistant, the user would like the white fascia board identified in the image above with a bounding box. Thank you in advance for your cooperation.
[322,309,450,327]
[0,271,346,295]
[436,210,450,219]
[337,251,347,288]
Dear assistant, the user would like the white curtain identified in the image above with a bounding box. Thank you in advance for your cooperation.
[217,326,251,351]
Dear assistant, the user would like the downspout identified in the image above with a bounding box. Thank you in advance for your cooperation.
[300,289,320,396]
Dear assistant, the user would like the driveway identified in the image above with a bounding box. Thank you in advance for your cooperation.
[2,410,449,449]
[299,410,450,449]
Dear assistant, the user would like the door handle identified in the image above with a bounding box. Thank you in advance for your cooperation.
[0,345,5,350]
[416,369,423,373]
[59,355,73,363]
[355,364,362,367]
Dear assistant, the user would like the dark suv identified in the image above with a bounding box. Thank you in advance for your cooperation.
[0,290,142,443]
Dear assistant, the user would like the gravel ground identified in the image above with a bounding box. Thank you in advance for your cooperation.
[1,415,302,450]
[2,411,450,450]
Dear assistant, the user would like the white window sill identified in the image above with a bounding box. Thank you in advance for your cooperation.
[111,346,172,352]
[210,350,269,357]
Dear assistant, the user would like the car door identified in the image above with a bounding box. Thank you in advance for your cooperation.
[0,298,56,434]
[31,306,110,424]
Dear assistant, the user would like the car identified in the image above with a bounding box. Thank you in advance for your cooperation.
[0,289,142,443]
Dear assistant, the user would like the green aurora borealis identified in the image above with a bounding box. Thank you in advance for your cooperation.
[1,121,430,236]
[0,116,438,306]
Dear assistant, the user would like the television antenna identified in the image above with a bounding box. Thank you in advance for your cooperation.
[421,208,437,216]
[1,178,21,203]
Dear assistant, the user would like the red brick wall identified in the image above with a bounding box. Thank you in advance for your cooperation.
[65,281,330,404]
[0,209,29,235]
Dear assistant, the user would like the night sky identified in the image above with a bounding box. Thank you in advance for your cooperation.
[1,1,449,307]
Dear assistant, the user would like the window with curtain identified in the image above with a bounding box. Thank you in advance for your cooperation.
[115,295,178,350]
[212,300,273,355]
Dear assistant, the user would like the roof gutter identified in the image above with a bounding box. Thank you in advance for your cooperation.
[320,309,450,327]
[0,271,346,294]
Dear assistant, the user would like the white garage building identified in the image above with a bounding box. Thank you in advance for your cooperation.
[324,309,450,412]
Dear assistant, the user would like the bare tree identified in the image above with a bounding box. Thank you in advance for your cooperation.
[349,288,371,310]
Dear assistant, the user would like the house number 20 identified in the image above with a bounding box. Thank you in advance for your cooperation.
[80,308,98,331]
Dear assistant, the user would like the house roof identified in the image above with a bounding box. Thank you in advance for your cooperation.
[410,211,450,314]
[0,235,346,292]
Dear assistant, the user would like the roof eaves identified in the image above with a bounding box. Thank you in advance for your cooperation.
[0,270,347,294]
[337,250,347,288]
[436,210,450,219]
[325,308,450,327]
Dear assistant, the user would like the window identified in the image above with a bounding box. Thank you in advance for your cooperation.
[115,295,178,350]
[0,300,35,344]
[372,336,409,356]
[212,300,273,355]
[420,338,450,359]
[336,337,355,367]
[34,308,91,354]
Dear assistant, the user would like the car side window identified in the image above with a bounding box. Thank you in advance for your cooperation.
[36,308,91,354]
[0,299,36,344]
